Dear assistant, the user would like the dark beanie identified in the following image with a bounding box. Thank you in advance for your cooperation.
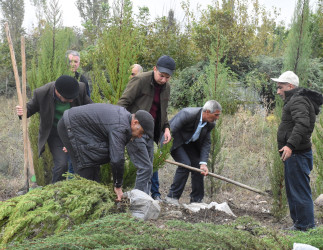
[55,75,80,99]
[135,110,154,138]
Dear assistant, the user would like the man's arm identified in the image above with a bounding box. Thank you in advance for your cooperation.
[117,78,141,109]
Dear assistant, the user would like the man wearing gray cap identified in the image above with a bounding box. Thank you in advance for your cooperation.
[271,70,323,231]
[16,75,92,183]
[118,55,175,197]
[57,104,154,201]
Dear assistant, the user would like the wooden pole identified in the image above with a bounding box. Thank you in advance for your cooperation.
[5,22,23,106]
[165,160,269,196]
[21,36,29,190]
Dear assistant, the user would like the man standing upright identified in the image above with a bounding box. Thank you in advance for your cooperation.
[165,100,221,205]
[272,71,323,231]
[67,50,90,97]
[118,55,175,198]
[16,75,93,183]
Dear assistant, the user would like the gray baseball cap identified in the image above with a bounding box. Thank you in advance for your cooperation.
[135,110,154,138]
[156,55,176,76]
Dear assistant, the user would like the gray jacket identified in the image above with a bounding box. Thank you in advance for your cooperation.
[62,103,132,187]
[168,107,215,163]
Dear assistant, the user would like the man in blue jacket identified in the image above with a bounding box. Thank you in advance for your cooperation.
[165,100,222,205]
[57,104,154,201]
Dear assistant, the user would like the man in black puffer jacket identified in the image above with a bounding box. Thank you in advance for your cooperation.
[272,71,323,231]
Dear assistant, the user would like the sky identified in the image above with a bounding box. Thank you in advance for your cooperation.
[21,0,318,32]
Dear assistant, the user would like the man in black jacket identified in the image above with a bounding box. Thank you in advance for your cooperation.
[272,71,323,231]
[165,100,222,205]
[57,104,154,201]
[16,75,92,183]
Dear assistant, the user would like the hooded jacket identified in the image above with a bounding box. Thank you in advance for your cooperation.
[277,87,323,152]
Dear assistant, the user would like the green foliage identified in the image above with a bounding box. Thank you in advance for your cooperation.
[91,0,139,104]
[283,0,312,87]
[267,106,288,219]
[170,61,207,109]
[9,213,310,249]
[313,113,323,197]
[0,177,115,247]
[206,118,225,197]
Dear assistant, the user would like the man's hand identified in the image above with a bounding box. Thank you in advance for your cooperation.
[114,187,123,202]
[62,147,68,153]
[16,105,23,116]
[200,164,208,176]
[163,128,171,144]
[279,146,292,161]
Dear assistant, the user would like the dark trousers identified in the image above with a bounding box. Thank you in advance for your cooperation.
[284,150,315,230]
[47,130,68,183]
[167,143,204,202]
[57,118,100,182]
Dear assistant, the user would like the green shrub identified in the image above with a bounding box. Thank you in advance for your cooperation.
[0,177,115,247]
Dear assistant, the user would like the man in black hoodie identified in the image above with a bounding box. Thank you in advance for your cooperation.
[272,71,323,231]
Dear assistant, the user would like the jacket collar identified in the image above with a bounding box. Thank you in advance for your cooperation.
[284,87,300,103]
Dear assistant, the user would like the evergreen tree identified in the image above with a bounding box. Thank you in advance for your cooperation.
[76,0,110,45]
[313,113,323,197]
[283,0,312,87]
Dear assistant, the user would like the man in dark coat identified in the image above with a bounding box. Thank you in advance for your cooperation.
[16,75,93,183]
[57,104,154,201]
[165,100,222,205]
[272,70,323,231]
[117,55,175,198]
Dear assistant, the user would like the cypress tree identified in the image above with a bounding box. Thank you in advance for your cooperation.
[283,0,312,87]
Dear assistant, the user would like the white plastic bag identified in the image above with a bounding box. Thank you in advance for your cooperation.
[123,189,161,220]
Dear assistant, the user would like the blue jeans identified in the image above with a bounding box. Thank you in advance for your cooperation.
[284,150,315,230]
[151,171,161,198]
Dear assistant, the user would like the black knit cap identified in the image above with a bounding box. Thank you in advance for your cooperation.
[156,55,175,76]
[135,110,154,138]
[55,75,79,99]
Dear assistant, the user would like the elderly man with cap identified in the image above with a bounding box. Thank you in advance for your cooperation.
[16,75,93,183]
[118,55,175,198]
[271,70,323,231]
[57,104,154,201]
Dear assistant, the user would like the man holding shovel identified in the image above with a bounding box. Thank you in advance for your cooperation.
[16,75,92,183]
[165,100,222,205]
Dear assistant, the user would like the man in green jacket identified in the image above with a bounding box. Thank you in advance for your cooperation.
[272,71,323,231]
[118,55,175,198]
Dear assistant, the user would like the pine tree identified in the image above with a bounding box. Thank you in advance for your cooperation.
[313,113,323,197]
[283,0,312,87]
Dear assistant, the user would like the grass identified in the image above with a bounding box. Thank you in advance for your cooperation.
[7,213,323,249]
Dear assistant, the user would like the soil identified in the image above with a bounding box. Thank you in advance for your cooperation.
[150,162,323,231]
